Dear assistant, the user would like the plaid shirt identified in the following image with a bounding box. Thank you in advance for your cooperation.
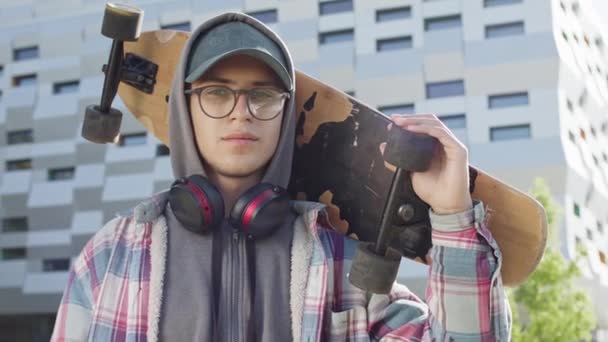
[51,192,511,341]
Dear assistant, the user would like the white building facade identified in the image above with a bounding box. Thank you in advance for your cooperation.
[0,0,607,340]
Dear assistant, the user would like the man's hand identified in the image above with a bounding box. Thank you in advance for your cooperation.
[380,113,473,215]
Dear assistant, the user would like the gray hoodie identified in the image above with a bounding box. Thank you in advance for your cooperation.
[159,13,298,341]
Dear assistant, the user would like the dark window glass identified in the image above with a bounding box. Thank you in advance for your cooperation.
[439,114,466,129]
[490,124,531,141]
[319,29,354,45]
[48,167,75,181]
[247,9,278,24]
[1,248,26,260]
[376,6,411,22]
[488,92,529,108]
[53,80,79,94]
[0,65,4,77]
[424,15,461,31]
[598,221,604,234]
[119,132,147,146]
[376,36,412,52]
[6,159,32,171]
[13,46,39,61]
[586,228,593,240]
[485,22,525,39]
[574,203,581,217]
[161,22,191,31]
[2,217,28,233]
[426,80,465,98]
[7,129,33,145]
[378,103,414,116]
[483,0,523,7]
[43,258,71,272]
[319,0,353,15]
[13,74,37,87]
[568,131,576,143]
[156,144,170,156]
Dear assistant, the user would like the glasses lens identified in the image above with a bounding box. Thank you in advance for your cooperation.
[199,86,235,117]
[248,88,285,120]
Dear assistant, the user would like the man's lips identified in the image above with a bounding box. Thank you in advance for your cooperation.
[221,133,259,142]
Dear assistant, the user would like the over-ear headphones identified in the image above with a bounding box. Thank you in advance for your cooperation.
[168,175,291,240]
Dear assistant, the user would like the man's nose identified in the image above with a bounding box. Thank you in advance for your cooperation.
[231,92,251,120]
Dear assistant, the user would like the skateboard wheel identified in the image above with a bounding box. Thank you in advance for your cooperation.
[101,3,143,41]
[384,124,437,172]
[82,105,123,144]
[348,242,401,294]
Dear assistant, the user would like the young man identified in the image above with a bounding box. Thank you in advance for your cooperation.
[52,13,511,341]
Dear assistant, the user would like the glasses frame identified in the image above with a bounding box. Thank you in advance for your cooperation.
[184,85,290,121]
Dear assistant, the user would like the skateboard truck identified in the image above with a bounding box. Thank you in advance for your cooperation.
[81,3,143,144]
[349,124,439,294]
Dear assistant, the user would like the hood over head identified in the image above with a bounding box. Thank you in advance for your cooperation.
[168,12,297,189]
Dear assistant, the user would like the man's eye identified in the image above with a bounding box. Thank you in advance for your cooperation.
[251,89,275,99]
[208,89,228,96]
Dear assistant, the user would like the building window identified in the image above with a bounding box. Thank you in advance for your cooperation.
[1,248,26,260]
[590,126,597,137]
[483,0,523,7]
[568,131,576,143]
[42,258,70,272]
[426,80,465,98]
[561,31,568,42]
[566,98,573,111]
[586,228,593,240]
[603,152,607,162]
[485,21,525,39]
[579,128,586,141]
[7,129,33,145]
[598,221,604,234]
[161,22,191,31]
[319,0,353,15]
[118,132,147,146]
[13,46,39,61]
[376,36,412,52]
[345,90,355,96]
[53,80,79,94]
[376,6,411,22]
[600,251,607,265]
[378,103,414,116]
[490,124,531,141]
[319,29,354,45]
[48,167,75,181]
[247,9,278,24]
[574,202,580,217]
[0,65,3,77]
[13,74,37,87]
[488,92,529,109]
[424,15,461,31]
[2,217,28,233]
[156,144,170,156]
[439,114,467,129]
[6,159,32,171]
[593,155,599,166]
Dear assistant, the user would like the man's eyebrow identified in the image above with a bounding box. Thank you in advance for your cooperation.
[203,76,235,84]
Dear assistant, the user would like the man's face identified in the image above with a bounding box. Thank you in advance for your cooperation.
[189,54,285,180]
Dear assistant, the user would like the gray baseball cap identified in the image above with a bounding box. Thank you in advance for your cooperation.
[185,21,292,90]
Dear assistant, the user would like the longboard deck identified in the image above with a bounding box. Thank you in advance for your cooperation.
[118,30,547,286]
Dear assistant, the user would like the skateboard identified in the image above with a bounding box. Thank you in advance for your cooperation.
[82,3,547,290]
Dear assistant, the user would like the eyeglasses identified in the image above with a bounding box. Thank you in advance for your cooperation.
[185,85,290,121]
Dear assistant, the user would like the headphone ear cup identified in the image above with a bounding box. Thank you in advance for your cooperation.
[169,175,225,234]
[230,183,290,240]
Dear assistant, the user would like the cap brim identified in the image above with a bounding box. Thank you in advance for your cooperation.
[185,48,293,91]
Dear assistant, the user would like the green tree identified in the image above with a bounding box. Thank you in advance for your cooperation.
[508,178,596,341]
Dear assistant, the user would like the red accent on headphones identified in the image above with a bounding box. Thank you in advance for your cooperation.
[184,181,212,225]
